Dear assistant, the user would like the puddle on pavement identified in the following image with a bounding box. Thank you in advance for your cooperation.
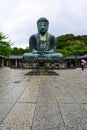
[14,80,20,83]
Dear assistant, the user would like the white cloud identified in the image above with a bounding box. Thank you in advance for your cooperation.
[0,0,87,48]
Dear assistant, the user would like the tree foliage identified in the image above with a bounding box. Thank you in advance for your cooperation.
[11,47,30,55]
[0,32,12,56]
[0,32,87,57]
[0,32,30,56]
[56,34,87,56]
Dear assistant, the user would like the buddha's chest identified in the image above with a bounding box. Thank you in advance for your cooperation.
[38,40,49,51]
[37,34,49,51]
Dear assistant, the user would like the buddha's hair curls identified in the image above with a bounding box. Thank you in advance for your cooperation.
[37,17,49,25]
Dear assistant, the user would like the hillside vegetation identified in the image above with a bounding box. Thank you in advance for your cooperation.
[56,34,87,57]
[0,32,87,56]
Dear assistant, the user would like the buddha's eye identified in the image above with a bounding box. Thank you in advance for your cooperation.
[38,24,42,26]
[44,24,46,27]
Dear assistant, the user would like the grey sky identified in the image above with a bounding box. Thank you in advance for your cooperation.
[0,0,87,48]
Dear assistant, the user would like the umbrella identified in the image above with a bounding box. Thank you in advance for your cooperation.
[81,59,86,63]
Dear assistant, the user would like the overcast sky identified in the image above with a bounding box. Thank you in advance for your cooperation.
[0,0,87,48]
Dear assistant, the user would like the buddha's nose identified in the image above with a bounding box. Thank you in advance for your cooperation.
[41,25,45,29]
[41,26,45,31]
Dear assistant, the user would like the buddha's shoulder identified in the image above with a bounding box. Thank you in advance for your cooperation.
[30,34,38,39]
[48,33,55,39]
[30,33,55,39]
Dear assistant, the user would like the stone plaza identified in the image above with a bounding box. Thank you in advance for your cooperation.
[0,67,87,130]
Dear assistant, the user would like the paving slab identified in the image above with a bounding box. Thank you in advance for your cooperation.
[32,103,65,130]
[0,103,35,130]
[0,67,87,130]
[59,103,87,130]
[53,86,76,104]
[0,103,14,124]
[18,78,40,103]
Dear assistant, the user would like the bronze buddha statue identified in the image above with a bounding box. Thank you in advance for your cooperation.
[23,17,63,60]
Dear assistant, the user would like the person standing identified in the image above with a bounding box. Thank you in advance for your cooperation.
[81,59,86,70]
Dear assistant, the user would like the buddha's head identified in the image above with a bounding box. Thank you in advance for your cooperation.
[37,17,49,35]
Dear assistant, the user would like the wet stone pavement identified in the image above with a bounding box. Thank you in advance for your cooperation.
[0,67,87,130]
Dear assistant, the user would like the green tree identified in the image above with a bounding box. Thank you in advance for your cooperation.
[56,34,87,56]
[0,32,12,56]
[12,47,30,55]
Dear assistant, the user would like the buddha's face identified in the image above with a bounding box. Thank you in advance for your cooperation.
[37,21,49,35]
